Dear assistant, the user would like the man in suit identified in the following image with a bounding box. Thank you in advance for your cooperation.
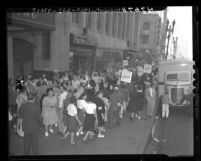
[108,86,122,128]
[18,92,43,155]
[145,83,156,117]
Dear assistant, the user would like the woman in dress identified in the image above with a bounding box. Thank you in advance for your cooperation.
[42,88,59,137]
[135,83,144,119]
[126,84,138,120]
[76,93,87,136]
[82,91,97,142]
[16,88,28,137]
[63,96,81,145]
[95,91,106,138]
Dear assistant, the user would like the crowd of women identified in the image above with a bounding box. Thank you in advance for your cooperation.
[8,67,158,145]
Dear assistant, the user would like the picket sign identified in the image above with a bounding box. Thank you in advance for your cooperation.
[137,66,144,76]
[144,64,152,73]
[121,69,132,83]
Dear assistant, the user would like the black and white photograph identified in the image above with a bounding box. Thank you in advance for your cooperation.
[7,6,197,157]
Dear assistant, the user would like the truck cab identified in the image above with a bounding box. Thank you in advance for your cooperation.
[158,59,194,107]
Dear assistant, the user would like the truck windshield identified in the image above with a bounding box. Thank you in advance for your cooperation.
[166,73,190,81]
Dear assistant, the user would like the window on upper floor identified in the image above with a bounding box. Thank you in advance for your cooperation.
[72,12,80,24]
[141,34,149,44]
[143,21,150,30]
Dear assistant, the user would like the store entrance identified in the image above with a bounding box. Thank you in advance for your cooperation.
[73,55,93,74]
[13,38,34,79]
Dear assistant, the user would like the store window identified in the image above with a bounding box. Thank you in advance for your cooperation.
[72,12,80,24]
[143,21,150,30]
[141,35,149,44]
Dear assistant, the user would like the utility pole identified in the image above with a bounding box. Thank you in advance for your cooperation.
[173,36,178,59]
[165,19,176,59]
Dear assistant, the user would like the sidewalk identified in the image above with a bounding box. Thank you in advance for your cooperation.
[9,96,160,155]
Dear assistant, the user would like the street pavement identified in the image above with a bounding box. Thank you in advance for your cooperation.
[9,98,159,155]
[144,104,194,156]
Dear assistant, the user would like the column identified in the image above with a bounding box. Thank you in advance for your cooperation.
[127,12,134,44]
[122,13,128,41]
[91,12,97,32]
[79,12,86,28]
[113,12,119,38]
[7,35,13,79]
[108,12,113,36]
[100,12,106,34]
[118,12,123,39]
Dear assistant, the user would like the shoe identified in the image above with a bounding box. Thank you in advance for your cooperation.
[80,131,84,135]
[76,132,79,136]
[138,116,141,120]
[49,129,54,133]
[98,134,104,138]
[55,123,58,127]
[70,142,76,145]
[45,132,49,137]
[102,128,106,132]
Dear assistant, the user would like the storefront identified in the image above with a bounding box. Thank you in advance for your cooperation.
[95,49,123,71]
[7,12,55,79]
[70,33,97,74]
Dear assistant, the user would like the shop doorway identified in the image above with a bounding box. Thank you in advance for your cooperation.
[13,38,34,79]
[73,55,93,74]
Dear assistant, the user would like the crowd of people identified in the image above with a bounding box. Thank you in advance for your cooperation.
[8,66,159,155]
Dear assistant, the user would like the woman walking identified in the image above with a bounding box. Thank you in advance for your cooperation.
[126,84,138,120]
[82,91,97,142]
[76,93,87,136]
[63,96,81,145]
[42,88,58,137]
[95,91,106,138]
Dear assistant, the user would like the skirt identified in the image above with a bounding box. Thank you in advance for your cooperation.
[67,115,77,133]
[97,115,105,127]
[43,107,58,126]
[77,109,85,126]
[83,113,95,132]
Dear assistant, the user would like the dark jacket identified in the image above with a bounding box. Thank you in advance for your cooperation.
[18,101,42,134]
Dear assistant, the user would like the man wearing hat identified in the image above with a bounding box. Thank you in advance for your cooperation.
[18,92,43,155]
[108,85,122,128]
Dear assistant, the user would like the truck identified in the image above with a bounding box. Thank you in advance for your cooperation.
[158,59,194,107]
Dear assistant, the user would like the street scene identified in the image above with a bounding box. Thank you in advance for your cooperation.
[7,6,195,157]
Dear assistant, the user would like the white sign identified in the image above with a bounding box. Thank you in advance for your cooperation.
[137,66,144,76]
[121,69,132,83]
[144,64,152,73]
[123,60,128,66]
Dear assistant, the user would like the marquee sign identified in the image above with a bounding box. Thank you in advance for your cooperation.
[70,33,97,46]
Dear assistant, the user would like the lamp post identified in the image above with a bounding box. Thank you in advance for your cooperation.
[165,19,176,59]
[173,36,178,59]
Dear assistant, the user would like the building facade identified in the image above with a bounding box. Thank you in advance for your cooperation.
[138,13,164,63]
[7,12,71,79]
[69,12,139,73]
[7,11,140,79]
